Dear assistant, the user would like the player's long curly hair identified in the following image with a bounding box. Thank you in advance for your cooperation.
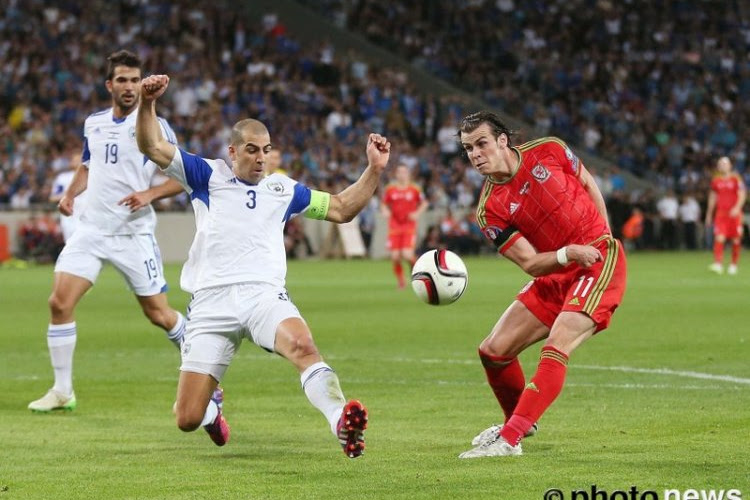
[457,111,514,146]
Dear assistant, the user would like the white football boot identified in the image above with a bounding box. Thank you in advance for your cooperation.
[28,389,77,412]
[471,422,538,447]
[459,434,522,458]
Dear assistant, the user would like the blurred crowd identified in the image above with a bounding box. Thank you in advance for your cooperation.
[2,0,749,260]
[307,0,750,192]
[1,0,485,217]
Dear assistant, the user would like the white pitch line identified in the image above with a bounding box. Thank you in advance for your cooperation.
[339,356,750,386]
[572,364,750,385]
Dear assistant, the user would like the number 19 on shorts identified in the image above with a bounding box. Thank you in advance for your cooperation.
[144,258,159,279]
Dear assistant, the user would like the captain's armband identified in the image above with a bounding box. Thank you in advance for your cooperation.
[305,190,331,220]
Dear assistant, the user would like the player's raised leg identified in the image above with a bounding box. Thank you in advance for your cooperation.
[275,317,368,458]
[28,272,92,412]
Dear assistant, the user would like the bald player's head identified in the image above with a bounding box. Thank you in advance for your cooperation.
[231,119,269,146]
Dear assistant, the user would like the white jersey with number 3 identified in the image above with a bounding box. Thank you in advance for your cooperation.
[79,108,177,234]
[164,148,314,293]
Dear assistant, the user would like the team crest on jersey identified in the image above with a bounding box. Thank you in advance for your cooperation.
[267,181,284,193]
[509,202,520,215]
[519,182,530,195]
[531,164,550,183]
[129,126,136,140]
[565,147,580,174]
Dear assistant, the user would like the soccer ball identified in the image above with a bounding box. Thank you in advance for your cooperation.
[410,249,468,306]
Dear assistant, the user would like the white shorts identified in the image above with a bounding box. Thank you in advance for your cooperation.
[54,228,167,296]
[180,283,303,381]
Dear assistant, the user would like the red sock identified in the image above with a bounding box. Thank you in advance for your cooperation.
[500,346,569,446]
[478,349,525,422]
[713,241,724,264]
[393,261,404,287]
[731,241,741,265]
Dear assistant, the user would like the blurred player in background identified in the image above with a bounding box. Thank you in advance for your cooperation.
[381,164,428,288]
[265,148,288,176]
[456,111,626,458]
[705,156,746,275]
[28,50,186,413]
[136,73,391,458]
[50,154,87,242]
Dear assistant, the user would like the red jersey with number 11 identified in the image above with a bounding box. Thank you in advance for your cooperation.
[476,137,610,254]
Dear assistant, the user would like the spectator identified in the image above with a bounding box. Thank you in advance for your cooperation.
[657,189,680,250]
[679,192,701,250]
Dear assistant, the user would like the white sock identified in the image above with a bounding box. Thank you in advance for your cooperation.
[166,312,186,349]
[200,400,219,427]
[47,322,76,396]
[300,361,346,435]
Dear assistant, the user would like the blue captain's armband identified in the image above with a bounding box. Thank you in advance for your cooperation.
[304,190,330,220]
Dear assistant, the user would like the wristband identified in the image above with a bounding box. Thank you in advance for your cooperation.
[556,247,569,266]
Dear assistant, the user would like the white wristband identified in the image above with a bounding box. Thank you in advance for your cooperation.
[556,247,569,266]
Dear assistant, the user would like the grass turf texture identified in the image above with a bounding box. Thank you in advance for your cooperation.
[0,252,748,499]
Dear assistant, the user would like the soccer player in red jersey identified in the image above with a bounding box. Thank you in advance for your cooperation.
[705,157,746,275]
[456,111,627,458]
[381,164,428,288]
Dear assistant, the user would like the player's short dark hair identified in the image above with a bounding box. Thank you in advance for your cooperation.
[458,111,514,146]
[106,50,142,80]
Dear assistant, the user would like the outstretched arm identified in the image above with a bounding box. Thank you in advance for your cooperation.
[136,75,176,169]
[325,133,391,223]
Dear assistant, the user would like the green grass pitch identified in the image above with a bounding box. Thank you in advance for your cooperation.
[0,252,748,499]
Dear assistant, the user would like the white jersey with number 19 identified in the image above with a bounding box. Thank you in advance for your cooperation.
[164,148,314,294]
[80,108,177,235]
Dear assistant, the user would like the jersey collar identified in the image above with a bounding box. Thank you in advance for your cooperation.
[487,147,522,185]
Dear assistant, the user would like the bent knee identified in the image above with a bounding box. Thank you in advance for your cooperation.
[479,339,510,358]
[48,292,73,318]
[292,336,319,358]
[175,409,204,432]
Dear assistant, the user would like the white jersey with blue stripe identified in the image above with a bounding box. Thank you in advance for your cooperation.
[165,148,313,293]
[79,108,177,234]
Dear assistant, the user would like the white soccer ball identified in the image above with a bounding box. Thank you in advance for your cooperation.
[410,249,468,306]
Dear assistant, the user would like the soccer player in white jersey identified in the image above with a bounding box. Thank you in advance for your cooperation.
[136,73,391,458]
[28,50,187,413]
[51,164,84,241]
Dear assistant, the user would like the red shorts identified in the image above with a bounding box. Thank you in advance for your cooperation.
[387,225,417,251]
[517,237,627,333]
[713,214,743,240]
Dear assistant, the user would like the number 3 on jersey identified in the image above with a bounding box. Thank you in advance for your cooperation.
[246,189,256,209]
